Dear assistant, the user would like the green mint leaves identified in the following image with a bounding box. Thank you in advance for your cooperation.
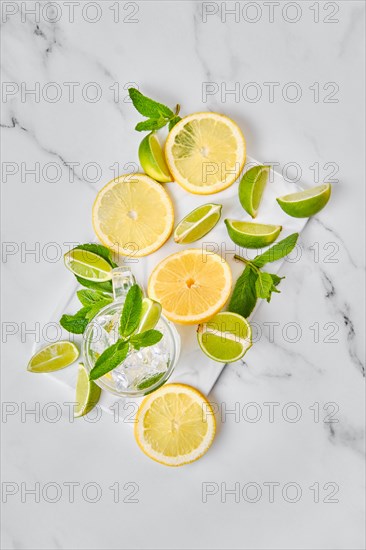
[129,88,181,132]
[89,284,163,381]
[119,284,142,338]
[228,233,299,317]
[60,290,113,334]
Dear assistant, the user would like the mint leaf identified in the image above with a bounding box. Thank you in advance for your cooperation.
[255,272,274,299]
[120,284,143,338]
[168,116,181,131]
[89,340,129,381]
[228,266,258,318]
[270,273,284,287]
[77,289,113,307]
[252,233,298,268]
[74,243,117,268]
[130,329,163,350]
[128,88,173,119]
[75,275,113,294]
[135,118,168,132]
[60,307,90,334]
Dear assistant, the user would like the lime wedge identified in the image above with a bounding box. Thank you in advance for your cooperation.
[276,183,331,218]
[197,312,252,362]
[174,203,222,244]
[239,165,270,218]
[138,298,162,332]
[74,363,101,418]
[225,219,282,248]
[27,341,79,373]
[139,132,171,183]
[64,249,113,282]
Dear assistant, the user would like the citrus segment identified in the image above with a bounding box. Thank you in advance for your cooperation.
[197,312,252,363]
[225,219,282,248]
[276,183,331,218]
[174,203,222,244]
[27,341,79,373]
[239,165,270,218]
[64,249,113,282]
[138,133,171,183]
[74,363,101,418]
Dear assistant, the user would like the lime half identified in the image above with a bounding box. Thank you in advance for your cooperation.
[197,312,252,363]
[138,298,162,332]
[139,133,171,183]
[225,219,282,249]
[174,203,222,244]
[276,183,331,218]
[64,249,113,282]
[74,363,101,417]
[28,341,79,373]
[239,165,270,218]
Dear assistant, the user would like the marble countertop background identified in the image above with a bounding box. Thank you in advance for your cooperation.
[1,1,365,549]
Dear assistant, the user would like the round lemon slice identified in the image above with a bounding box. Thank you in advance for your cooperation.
[135,383,216,466]
[92,174,174,257]
[148,249,232,325]
[165,112,246,194]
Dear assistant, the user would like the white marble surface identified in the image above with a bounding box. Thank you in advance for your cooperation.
[1,2,365,549]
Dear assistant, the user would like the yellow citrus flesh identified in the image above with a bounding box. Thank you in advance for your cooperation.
[148,248,232,325]
[135,383,216,467]
[165,112,246,194]
[92,174,174,257]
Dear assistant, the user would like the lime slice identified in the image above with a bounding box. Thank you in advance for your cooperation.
[225,219,282,249]
[74,363,101,418]
[277,183,331,218]
[197,312,252,363]
[239,165,270,218]
[174,203,222,244]
[139,133,171,183]
[138,298,162,332]
[27,341,79,373]
[64,249,113,282]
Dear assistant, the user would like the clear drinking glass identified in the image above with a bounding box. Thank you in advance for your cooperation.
[82,267,180,397]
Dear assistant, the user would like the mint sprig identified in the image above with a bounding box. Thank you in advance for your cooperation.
[89,284,163,381]
[228,233,299,317]
[60,289,113,334]
[129,88,181,132]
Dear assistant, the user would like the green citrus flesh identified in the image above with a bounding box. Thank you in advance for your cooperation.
[174,203,222,244]
[197,312,252,363]
[239,165,270,218]
[276,183,331,218]
[27,341,79,373]
[138,298,162,332]
[225,219,282,248]
[139,133,171,183]
[74,363,101,417]
[64,249,113,282]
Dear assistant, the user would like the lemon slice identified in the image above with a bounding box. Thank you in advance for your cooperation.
[64,249,113,282]
[139,133,172,183]
[27,341,79,373]
[92,174,174,257]
[225,219,282,249]
[277,183,331,218]
[239,165,270,218]
[165,112,246,194]
[174,203,222,244]
[197,312,252,363]
[74,363,102,418]
[135,383,216,466]
[148,249,232,325]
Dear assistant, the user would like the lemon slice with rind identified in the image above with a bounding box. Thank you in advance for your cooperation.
[135,383,216,466]
[165,112,246,194]
[92,174,174,257]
